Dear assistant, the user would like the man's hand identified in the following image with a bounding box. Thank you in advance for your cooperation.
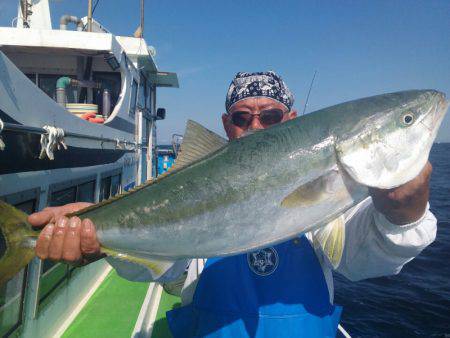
[369,162,432,225]
[28,202,105,265]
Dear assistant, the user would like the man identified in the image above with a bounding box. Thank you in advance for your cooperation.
[29,71,437,337]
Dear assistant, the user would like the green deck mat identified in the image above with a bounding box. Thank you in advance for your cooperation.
[62,270,149,338]
[151,290,182,338]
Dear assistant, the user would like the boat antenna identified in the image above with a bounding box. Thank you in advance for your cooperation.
[302,70,317,115]
[20,0,31,28]
[140,0,145,38]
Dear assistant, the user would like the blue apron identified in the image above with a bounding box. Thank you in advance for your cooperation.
[167,236,342,337]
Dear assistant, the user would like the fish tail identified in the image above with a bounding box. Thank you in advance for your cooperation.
[0,200,37,286]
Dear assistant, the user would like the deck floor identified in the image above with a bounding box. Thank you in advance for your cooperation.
[62,271,149,338]
[151,290,182,338]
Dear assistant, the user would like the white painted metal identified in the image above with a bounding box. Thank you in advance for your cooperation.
[132,283,164,338]
[16,0,51,30]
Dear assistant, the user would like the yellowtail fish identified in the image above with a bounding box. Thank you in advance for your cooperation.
[0,90,447,285]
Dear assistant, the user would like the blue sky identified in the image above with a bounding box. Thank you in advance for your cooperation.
[0,0,449,143]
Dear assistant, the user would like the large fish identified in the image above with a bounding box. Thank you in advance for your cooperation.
[0,90,447,285]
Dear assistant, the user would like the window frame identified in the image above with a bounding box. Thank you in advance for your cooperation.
[38,176,97,309]
[100,168,122,201]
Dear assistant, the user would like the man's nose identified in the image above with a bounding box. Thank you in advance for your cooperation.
[249,116,264,130]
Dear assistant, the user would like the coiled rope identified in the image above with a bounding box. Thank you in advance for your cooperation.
[39,126,67,160]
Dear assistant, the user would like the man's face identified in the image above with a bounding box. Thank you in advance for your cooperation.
[222,97,297,140]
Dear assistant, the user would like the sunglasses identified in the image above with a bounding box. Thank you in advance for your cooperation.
[230,109,287,128]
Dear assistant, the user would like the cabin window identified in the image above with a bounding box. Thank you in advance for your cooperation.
[100,174,121,201]
[0,195,37,337]
[25,73,37,85]
[39,179,96,309]
[92,72,121,115]
[38,74,76,103]
[49,186,77,207]
[138,75,147,110]
[77,181,96,203]
[129,79,138,116]
[0,270,27,337]
[110,174,121,197]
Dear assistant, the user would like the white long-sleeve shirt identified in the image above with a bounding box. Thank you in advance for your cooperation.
[106,197,437,304]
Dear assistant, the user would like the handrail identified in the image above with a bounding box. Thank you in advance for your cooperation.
[2,121,137,148]
[338,324,352,338]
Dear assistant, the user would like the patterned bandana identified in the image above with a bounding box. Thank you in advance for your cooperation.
[225,71,294,112]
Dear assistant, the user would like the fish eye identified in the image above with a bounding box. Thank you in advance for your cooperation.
[401,112,415,126]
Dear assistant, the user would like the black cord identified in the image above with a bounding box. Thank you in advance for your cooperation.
[92,0,100,15]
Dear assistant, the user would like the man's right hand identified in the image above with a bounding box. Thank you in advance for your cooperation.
[28,202,105,266]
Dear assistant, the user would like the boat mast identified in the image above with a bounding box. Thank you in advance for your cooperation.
[87,0,93,32]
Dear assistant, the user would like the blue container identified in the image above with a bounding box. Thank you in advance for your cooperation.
[157,145,176,175]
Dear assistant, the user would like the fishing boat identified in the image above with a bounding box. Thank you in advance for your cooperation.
[0,1,179,336]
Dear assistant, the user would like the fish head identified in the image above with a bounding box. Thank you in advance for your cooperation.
[336,90,448,189]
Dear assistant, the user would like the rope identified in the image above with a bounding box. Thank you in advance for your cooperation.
[0,118,5,151]
[115,138,124,149]
[39,126,67,160]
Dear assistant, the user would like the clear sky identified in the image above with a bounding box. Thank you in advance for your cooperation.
[1,0,449,143]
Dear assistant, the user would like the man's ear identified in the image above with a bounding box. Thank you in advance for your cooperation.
[287,110,297,120]
[222,113,233,139]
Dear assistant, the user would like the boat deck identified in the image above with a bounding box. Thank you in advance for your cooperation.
[61,270,180,338]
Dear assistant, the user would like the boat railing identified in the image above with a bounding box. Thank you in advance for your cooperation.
[338,324,352,337]
[1,121,138,150]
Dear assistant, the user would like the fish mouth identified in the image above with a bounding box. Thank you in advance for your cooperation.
[420,92,448,133]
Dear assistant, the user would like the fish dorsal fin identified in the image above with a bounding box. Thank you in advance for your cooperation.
[170,120,227,171]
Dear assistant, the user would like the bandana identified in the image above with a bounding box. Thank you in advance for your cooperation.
[225,71,294,112]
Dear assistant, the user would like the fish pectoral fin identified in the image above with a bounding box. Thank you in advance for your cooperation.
[101,247,172,279]
[281,170,340,208]
[313,216,345,269]
[170,120,228,171]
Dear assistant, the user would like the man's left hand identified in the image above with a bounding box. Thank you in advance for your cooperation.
[369,162,432,225]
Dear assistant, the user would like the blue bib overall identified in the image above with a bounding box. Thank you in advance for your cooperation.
[167,236,342,337]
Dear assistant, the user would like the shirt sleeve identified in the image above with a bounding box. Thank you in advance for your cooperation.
[333,197,437,281]
[105,256,190,283]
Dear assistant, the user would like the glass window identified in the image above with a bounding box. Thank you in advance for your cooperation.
[0,270,26,337]
[138,75,147,109]
[25,73,36,85]
[110,174,121,197]
[14,200,36,214]
[49,186,76,207]
[100,177,111,201]
[77,181,95,203]
[0,199,35,337]
[39,183,81,308]
[129,79,138,116]
[100,174,121,201]
[38,74,76,103]
[92,72,121,114]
